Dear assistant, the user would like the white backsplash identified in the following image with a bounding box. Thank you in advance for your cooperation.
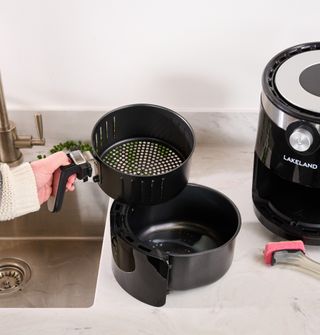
[11,109,258,147]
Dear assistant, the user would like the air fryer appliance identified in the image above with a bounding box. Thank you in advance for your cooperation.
[253,42,320,245]
[49,104,241,306]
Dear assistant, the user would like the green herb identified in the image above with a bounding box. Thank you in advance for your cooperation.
[50,140,92,154]
[37,140,93,159]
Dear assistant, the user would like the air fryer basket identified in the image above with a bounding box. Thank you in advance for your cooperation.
[111,184,241,306]
[91,104,195,205]
[48,104,194,212]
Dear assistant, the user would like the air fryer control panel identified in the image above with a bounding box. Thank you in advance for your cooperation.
[255,109,320,187]
[289,127,313,152]
[285,121,320,154]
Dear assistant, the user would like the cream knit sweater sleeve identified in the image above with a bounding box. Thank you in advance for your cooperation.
[0,163,40,221]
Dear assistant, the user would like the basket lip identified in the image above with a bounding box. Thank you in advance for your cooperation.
[91,103,195,178]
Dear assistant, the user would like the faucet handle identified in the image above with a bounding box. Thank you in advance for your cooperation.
[34,113,44,142]
[15,113,46,148]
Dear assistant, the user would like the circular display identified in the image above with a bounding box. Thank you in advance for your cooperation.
[275,50,320,113]
[299,63,320,97]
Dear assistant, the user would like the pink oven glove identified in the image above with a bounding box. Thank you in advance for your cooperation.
[30,151,77,205]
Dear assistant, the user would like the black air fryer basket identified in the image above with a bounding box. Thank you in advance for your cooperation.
[111,184,241,306]
[48,104,195,211]
[91,104,195,205]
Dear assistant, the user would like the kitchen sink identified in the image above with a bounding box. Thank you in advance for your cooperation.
[0,182,108,308]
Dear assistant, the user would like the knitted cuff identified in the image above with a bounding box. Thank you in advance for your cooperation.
[0,163,40,220]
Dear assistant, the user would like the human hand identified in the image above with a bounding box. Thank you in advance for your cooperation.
[30,151,76,205]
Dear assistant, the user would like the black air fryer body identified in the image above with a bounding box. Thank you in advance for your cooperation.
[253,42,320,245]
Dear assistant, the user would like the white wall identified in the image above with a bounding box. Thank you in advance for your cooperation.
[0,0,320,112]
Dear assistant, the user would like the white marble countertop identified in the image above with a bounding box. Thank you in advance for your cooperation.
[2,116,320,334]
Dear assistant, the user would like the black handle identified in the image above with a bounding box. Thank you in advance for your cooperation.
[47,153,92,212]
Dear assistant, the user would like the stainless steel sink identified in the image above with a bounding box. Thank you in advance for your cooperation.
[0,182,108,307]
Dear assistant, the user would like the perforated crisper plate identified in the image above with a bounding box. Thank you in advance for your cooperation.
[102,138,183,176]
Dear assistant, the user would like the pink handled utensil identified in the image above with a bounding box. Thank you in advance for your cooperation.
[264,240,320,277]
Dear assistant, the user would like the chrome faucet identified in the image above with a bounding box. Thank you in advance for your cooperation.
[0,74,45,166]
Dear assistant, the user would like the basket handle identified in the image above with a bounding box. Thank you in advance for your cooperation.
[47,151,93,212]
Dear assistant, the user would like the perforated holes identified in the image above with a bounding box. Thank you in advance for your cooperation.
[102,139,183,176]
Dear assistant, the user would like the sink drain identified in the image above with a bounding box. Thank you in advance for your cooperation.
[0,258,31,295]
